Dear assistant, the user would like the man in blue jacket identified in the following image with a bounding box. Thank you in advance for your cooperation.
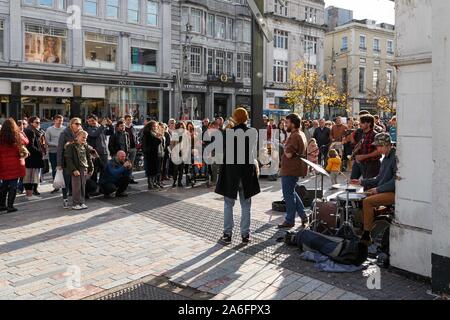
[351,133,397,244]
[99,151,132,198]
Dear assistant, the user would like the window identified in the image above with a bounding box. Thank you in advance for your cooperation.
[226,18,234,40]
[304,35,317,55]
[243,21,251,43]
[215,51,224,75]
[273,60,288,83]
[24,24,67,64]
[306,64,316,70]
[243,54,251,78]
[84,33,118,70]
[189,46,201,75]
[106,0,119,19]
[147,0,158,26]
[387,70,393,94]
[128,0,140,23]
[0,21,4,60]
[360,35,366,49]
[226,52,233,75]
[374,59,380,65]
[207,14,215,37]
[191,9,203,33]
[341,36,348,51]
[274,0,288,17]
[373,38,380,52]
[84,0,98,16]
[305,6,317,23]
[341,68,347,92]
[387,40,394,54]
[25,0,66,9]
[373,69,379,91]
[131,47,157,73]
[360,58,366,64]
[207,49,214,74]
[274,30,288,50]
[215,16,226,39]
[236,53,242,78]
[359,67,365,93]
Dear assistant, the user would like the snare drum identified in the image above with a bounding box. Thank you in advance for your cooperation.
[336,193,367,228]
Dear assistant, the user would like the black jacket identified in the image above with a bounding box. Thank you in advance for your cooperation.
[86,124,114,156]
[142,129,162,176]
[313,127,331,147]
[215,123,261,200]
[108,131,130,156]
[24,127,45,169]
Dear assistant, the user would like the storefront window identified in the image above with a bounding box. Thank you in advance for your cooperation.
[131,47,157,73]
[85,33,118,70]
[21,96,71,121]
[0,96,9,120]
[105,87,160,123]
[24,25,67,64]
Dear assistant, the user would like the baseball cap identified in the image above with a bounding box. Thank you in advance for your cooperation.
[372,133,392,146]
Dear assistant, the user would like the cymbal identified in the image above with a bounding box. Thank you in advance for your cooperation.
[332,183,360,190]
[301,158,330,177]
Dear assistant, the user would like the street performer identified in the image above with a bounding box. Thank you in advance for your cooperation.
[353,114,381,180]
[278,113,308,229]
[351,133,397,245]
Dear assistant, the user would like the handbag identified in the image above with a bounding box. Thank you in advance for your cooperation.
[53,169,66,189]
[42,159,50,174]
[19,145,30,159]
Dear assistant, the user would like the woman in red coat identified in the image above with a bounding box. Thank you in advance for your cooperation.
[0,119,27,213]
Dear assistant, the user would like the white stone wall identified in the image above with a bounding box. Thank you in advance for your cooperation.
[391,0,433,277]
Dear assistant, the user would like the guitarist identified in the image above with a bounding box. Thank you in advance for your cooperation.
[278,113,308,229]
[353,114,381,180]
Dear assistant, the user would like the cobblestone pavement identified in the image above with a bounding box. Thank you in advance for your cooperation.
[0,172,433,300]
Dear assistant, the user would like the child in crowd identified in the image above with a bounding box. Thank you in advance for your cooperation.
[307,138,319,175]
[64,130,94,210]
[326,149,342,185]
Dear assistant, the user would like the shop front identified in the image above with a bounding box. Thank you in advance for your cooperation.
[264,89,291,122]
[0,80,11,121]
[181,83,207,120]
[81,85,162,124]
[20,81,73,121]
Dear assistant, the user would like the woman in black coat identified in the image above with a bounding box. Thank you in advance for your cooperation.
[215,108,260,244]
[23,116,46,200]
[142,120,162,190]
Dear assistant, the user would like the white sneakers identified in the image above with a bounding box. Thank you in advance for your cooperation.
[72,204,88,210]
[26,196,40,201]
[63,200,69,209]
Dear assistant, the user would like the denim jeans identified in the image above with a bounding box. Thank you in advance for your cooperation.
[224,185,251,237]
[281,176,306,224]
[49,153,58,180]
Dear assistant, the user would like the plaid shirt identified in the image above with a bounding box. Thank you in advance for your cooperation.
[359,129,381,162]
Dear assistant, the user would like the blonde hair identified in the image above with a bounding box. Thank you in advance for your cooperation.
[75,130,88,138]
[328,149,338,158]
[70,117,82,126]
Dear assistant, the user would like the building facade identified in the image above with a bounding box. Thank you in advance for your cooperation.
[324,5,353,32]
[263,0,326,121]
[177,0,251,121]
[392,0,450,294]
[324,18,396,118]
[0,0,176,124]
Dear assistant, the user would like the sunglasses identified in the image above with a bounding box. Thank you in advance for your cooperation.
[34,122,41,124]
[74,123,82,126]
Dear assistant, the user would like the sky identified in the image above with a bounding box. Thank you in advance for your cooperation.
[324,0,395,25]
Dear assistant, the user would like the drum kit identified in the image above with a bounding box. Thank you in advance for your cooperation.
[301,158,366,235]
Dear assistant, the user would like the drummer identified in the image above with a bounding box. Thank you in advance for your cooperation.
[350,133,397,245]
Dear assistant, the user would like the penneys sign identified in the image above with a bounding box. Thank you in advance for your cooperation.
[21,81,74,97]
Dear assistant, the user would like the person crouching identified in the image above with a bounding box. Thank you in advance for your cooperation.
[99,151,132,198]
[64,130,94,210]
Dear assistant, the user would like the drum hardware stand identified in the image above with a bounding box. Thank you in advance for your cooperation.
[339,171,355,228]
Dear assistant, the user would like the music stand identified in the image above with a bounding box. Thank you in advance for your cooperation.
[301,158,329,231]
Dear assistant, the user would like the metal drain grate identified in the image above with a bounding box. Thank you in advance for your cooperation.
[97,283,188,300]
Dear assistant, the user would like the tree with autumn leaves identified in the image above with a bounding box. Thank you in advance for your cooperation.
[285,61,348,115]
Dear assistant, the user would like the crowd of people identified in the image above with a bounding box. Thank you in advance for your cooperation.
[0,110,397,246]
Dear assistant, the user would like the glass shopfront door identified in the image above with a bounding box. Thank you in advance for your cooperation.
[40,104,65,121]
